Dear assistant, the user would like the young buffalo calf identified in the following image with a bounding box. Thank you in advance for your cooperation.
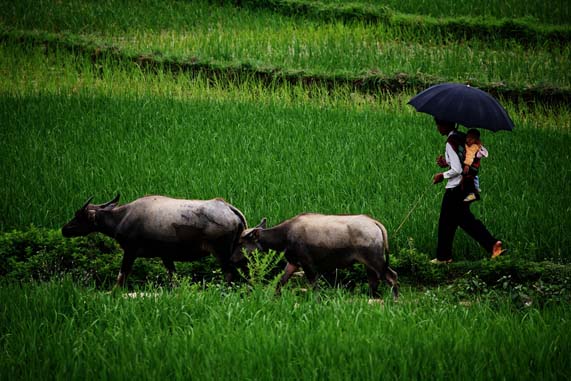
[239,213,399,300]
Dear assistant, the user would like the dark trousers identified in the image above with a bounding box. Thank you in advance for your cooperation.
[437,187,497,260]
[463,175,477,195]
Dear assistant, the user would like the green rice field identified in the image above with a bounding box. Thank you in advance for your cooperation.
[1,279,570,380]
[1,1,570,379]
[0,41,569,261]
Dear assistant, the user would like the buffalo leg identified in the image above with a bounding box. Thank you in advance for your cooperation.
[366,268,381,298]
[276,262,299,294]
[116,254,135,288]
[362,250,399,301]
[214,239,239,284]
[161,257,176,284]
[303,267,319,289]
[221,262,239,284]
[385,267,399,301]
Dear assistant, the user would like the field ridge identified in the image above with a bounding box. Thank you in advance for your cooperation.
[222,0,571,44]
[2,227,569,288]
[2,28,569,106]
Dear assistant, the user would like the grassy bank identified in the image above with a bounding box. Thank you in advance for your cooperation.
[0,279,569,380]
[2,226,570,294]
[3,30,569,105]
[288,0,571,24]
[232,0,570,42]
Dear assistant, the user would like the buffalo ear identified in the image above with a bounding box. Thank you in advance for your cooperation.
[100,193,120,210]
[255,217,267,229]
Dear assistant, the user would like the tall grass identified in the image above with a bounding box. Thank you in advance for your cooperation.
[1,279,569,380]
[2,0,568,28]
[1,0,569,89]
[118,29,570,88]
[320,0,570,24]
[0,42,570,261]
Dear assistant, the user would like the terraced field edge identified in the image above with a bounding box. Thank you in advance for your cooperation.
[2,29,569,105]
[219,0,571,44]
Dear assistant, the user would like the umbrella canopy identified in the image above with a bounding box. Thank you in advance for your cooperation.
[408,83,514,132]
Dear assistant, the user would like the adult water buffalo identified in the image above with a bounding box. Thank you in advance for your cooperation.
[62,194,248,287]
[239,213,399,300]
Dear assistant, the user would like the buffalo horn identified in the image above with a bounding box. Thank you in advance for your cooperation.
[81,196,95,210]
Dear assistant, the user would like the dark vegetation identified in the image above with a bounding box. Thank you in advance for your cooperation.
[2,228,569,306]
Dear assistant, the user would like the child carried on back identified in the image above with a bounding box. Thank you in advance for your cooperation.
[462,129,488,203]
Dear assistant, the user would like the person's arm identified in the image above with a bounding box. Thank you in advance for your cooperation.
[477,145,489,158]
[443,142,463,180]
[434,143,462,184]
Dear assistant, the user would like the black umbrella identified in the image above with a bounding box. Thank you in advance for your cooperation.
[408,83,514,132]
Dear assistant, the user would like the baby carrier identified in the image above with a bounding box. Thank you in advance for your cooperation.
[447,130,479,195]
[446,130,466,163]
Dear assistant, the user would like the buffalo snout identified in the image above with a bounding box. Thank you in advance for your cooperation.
[61,219,91,237]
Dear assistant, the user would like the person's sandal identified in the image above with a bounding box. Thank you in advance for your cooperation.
[430,258,453,264]
[464,193,477,203]
[491,241,507,259]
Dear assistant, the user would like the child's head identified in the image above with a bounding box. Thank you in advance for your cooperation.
[466,129,481,146]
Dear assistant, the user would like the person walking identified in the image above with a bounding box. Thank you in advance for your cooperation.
[431,118,505,263]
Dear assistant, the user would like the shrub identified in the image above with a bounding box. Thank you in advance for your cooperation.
[1,228,570,293]
[238,248,284,287]
[0,227,224,288]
